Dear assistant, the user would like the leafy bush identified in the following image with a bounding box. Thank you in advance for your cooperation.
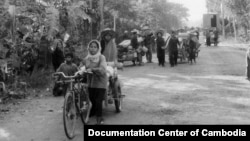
[26,69,53,89]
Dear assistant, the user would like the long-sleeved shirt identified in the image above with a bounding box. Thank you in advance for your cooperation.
[57,62,78,76]
[85,55,108,89]
[144,35,154,47]
[131,36,139,49]
[168,37,180,53]
[156,37,166,57]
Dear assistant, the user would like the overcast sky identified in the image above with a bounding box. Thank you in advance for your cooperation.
[168,0,207,27]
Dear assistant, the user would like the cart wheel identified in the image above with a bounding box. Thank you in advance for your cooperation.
[113,80,122,113]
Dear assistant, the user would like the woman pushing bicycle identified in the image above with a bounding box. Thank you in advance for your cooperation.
[84,40,108,125]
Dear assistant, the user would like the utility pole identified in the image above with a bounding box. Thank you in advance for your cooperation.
[113,12,118,31]
[100,0,104,31]
[90,0,93,39]
[233,18,237,41]
[113,15,116,31]
[221,0,225,38]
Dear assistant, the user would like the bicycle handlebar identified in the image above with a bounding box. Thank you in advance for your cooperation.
[52,71,93,79]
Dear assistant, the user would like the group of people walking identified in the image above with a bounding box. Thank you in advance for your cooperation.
[128,29,155,65]
[118,28,199,67]
[155,30,198,67]
[163,31,180,67]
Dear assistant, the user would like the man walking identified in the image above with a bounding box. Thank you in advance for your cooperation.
[168,31,180,67]
[144,33,153,63]
[156,30,166,67]
[131,29,142,65]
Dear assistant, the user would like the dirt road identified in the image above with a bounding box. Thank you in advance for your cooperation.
[1,43,250,141]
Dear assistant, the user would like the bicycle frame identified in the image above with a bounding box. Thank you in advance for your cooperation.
[73,76,90,113]
[53,71,92,105]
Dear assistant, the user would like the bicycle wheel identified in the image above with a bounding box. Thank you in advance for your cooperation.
[79,87,92,124]
[113,80,122,113]
[63,91,77,139]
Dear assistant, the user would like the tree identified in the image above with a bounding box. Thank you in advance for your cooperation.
[1,0,96,73]
[102,0,189,37]
[207,0,250,41]
[226,0,250,36]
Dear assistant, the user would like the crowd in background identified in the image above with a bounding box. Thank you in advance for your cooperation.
[115,26,201,67]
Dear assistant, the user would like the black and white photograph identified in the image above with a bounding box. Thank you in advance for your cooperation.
[0,0,250,140]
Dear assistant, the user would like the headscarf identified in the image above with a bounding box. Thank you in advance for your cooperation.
[85,40,101,63]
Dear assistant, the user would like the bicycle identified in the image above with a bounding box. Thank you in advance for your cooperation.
[52,71,92,139]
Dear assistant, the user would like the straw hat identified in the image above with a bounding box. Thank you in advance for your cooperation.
[131,29,139,34]
[155,29,164,36]
[101,28,116,38]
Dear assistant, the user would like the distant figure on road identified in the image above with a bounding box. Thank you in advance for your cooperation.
[206,30,211,46]
[187,34,197,64]
[168,31,180,67]
[195,30,199,40]
[213,28,219,45]
[246,46,250,80]
[144,33,154,63]
[131,29,142,65]
[156,30,166,67]
[122,30,130,40]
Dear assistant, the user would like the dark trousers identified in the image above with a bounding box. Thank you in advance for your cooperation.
[133,51,142,65]
[158,55,165,66]
[157,49,165,66]
[206,37,211,46]
[214,37,218,43]
[88,88,106,117]
[137,52,142,64]
[146,45,152,62]
[169,51,178,66]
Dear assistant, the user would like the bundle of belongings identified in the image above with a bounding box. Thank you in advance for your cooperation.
[119,40,131,48]
[189,32,201,49]
[118,40,132,59]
